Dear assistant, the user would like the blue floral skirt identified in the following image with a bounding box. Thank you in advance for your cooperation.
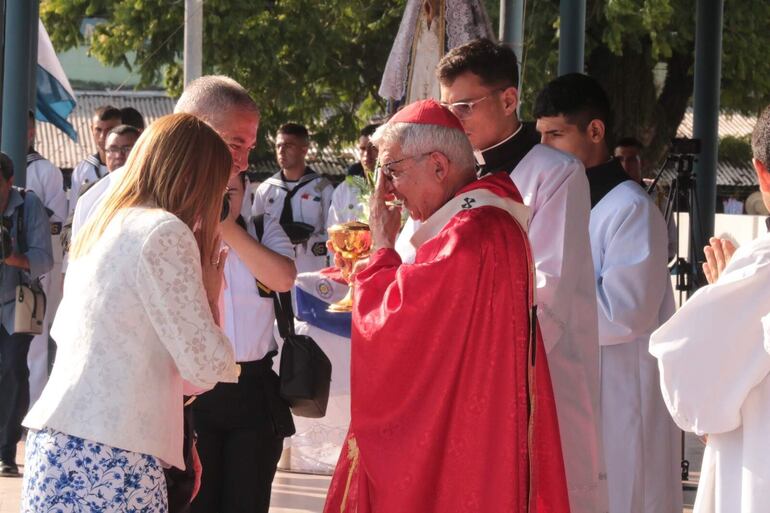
[22,428,168,512]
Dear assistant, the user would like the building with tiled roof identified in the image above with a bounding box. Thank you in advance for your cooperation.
[35,90,175,170]
[35,90,354,181]
[677,108,756,139]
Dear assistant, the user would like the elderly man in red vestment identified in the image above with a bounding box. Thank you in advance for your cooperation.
[323,99,570,513]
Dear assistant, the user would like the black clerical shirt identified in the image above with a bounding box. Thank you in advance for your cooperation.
[585,158,634,209]
[477,122,541,176]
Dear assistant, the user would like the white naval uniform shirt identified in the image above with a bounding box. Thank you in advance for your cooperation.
[71,169,120,240]
[69,154,108,215]
[26,153,68,406]
[222,213,294,362]
[252,170,333,274]
[26,153,67,224]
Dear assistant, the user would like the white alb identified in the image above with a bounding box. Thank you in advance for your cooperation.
[650,232,770,513]
[590,180,682,513]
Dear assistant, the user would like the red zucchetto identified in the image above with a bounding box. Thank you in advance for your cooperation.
[388,99,464,132]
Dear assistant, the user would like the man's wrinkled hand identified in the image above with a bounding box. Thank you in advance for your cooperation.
[369,171,401,250]
[703,237,737,284]
[327,240,353,275]
[350,257,370,283]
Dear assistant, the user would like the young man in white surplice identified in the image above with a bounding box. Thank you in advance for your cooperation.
[535,73,682,513]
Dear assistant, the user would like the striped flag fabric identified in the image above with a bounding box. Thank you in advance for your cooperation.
[36,20,78,141]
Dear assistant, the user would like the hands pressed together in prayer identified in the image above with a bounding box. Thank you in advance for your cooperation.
[702,236,737,284]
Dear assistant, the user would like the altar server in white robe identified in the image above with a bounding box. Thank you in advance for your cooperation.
[650,104,770,513]
[395,39,607,513]
[535,73,682,513]
[327,124,379,227]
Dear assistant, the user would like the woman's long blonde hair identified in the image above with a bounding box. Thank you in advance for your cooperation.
[71,112,232,262]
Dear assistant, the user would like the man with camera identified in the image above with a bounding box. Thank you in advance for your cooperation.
[0,152,54,476]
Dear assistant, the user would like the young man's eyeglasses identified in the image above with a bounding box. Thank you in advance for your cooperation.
[440,88,506,120]
[105,145,133,156]
[377,153,430,180]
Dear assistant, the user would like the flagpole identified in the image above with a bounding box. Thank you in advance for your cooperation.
[184,0,203,86]
[28,0,39,127]
[0,0,5,146]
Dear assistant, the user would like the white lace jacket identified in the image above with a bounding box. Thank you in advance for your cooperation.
[24,207,239,469]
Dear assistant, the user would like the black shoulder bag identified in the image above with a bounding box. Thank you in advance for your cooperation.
[274,291,332,418]
[252,213,332,418]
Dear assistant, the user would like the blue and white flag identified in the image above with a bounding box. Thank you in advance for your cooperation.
[294,270,352,339]
[36,20,78,141]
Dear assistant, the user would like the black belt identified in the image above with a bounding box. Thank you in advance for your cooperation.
[237,351,277,377]
[185,351,277,407]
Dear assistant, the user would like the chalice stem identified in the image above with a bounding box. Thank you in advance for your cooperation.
[329,283,355,313]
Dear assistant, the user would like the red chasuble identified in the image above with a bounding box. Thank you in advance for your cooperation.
[323,172,570,513]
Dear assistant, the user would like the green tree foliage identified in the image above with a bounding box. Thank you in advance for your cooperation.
[514,0,770,172]
[41,0,405,153]
[43,0,770,167]
[718,135,752,164]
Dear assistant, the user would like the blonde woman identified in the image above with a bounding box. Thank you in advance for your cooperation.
[21,113,239,512]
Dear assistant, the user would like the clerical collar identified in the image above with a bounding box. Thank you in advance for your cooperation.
[476,122,541,176]
[585,158,633,209]
[474,123,523,166]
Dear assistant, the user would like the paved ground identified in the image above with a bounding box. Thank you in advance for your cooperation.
[1,436,703,512]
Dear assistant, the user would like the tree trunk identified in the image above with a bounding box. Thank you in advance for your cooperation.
[586,42,694,177]
[646,50,695,171]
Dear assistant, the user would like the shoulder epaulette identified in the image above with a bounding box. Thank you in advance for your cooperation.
[85,154,101,168]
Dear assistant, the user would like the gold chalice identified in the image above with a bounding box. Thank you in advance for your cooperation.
[327,221,372,312]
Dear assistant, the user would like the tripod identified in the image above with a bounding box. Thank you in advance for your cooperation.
[647,149,702,481]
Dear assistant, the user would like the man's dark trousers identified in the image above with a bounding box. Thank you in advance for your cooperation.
[191,355,294,513]
[0,326,33,464]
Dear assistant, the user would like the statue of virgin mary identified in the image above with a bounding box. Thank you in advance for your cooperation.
[379,0,495,105]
